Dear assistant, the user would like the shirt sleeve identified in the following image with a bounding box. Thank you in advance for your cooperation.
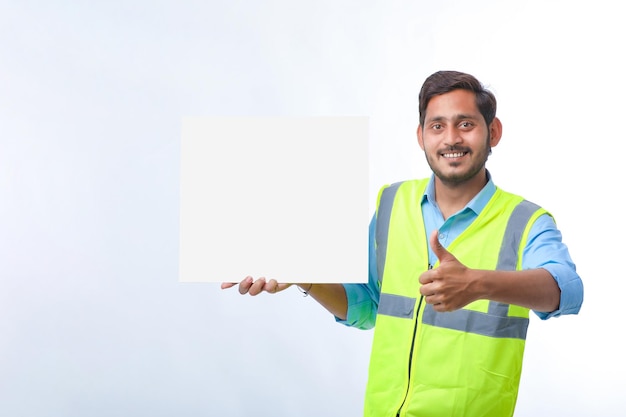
[336,214,380,330]
[522,213,584,319]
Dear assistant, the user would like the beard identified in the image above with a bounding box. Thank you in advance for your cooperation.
[424,133,492,187]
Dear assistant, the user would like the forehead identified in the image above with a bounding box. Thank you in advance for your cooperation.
[424,89,481,122]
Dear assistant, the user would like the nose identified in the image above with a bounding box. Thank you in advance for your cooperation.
[443,126,462,147]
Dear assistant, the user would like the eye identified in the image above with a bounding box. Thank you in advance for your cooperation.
[459,121,473,129]
[432,123,442,130]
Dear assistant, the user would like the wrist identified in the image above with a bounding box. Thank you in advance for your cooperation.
[297,283,313,297]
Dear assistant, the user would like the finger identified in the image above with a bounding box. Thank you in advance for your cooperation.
[265,279,280,293]
[420,280,440,298]
[248,277,267,296]
[422,289,437,305]
[424,290,447,309]
[221,282,236,290]
[267,280,292,294]
[432,303,445,312]
[419,270,434,285]
[238,276,254,295]
[429,230,455,263]
[425,294,437,305]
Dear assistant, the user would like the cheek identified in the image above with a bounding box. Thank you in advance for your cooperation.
[421,139,437,153]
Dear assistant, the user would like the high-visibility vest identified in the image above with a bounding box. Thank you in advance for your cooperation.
[364,179,548,417]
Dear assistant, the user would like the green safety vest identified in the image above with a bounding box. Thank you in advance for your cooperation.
[364,179,548,417]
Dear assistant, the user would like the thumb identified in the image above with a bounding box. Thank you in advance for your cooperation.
[429,230,456,264]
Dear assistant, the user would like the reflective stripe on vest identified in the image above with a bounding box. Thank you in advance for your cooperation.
[375,184,539,340]
[375,181,403,285]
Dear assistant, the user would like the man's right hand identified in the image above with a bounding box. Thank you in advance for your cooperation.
[221,276,293,296]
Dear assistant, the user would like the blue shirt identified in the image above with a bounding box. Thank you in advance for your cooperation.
[340,173,584,330]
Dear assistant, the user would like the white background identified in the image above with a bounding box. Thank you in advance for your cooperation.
[1,1,623,416]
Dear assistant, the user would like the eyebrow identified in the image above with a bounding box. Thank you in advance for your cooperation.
[426,113,479,123]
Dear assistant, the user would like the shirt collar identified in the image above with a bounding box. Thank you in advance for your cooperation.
[421,170,496,215]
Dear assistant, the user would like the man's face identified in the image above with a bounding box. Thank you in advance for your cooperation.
[418,89,499,186]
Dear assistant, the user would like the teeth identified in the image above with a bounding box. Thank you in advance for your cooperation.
[443,152,464,158]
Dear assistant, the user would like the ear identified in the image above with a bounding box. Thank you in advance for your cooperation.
[417,125,425,150]
[489,117,503,148]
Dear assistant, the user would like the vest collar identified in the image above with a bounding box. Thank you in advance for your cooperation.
[422,170,497,216]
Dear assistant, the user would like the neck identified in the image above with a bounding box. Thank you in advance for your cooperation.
[434,169,488,219]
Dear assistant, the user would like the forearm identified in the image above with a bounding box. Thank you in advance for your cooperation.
[479,268,561,313]
[298,283,348,320]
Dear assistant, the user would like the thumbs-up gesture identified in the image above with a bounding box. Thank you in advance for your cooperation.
[419,230,480,312]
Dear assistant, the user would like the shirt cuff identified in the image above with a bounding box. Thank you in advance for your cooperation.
[335,283,377,330]
[534,263,584,320]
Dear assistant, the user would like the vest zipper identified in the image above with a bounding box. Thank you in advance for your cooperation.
[396,264,431,416]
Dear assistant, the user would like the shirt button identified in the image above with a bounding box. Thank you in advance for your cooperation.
[438,233,446,241]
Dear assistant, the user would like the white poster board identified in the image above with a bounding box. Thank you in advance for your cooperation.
[179,116,369,283]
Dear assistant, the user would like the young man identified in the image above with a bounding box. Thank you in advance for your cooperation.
[223,70,584,417]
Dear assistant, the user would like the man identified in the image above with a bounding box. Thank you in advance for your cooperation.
[222,70,584,417]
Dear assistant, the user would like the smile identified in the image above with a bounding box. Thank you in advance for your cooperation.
[442,152,467,158]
